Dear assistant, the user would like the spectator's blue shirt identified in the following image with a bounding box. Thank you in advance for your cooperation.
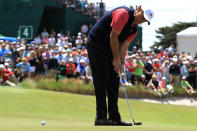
[77,64,86,76]
[16,62,31,73]
[0,48,11,57]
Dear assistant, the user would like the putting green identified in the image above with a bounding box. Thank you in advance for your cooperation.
[0,87,197,131]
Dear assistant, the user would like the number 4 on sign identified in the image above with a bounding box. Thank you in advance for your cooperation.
[23,28,29,37]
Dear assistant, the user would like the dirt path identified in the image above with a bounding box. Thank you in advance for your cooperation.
[134,97,197,106]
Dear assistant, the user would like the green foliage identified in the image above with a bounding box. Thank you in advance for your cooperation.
[153,22,196,48]
[17,78,197,98]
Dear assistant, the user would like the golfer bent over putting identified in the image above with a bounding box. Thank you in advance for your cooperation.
[87,5,153,126]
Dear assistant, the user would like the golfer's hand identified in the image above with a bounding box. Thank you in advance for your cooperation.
[113,58,121,73]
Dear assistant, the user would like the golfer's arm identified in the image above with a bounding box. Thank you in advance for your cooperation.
[110,28,120,59]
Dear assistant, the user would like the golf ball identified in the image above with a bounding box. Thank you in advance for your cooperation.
[41,121,46,126]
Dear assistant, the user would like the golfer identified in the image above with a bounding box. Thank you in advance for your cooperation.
[87,5,153,126]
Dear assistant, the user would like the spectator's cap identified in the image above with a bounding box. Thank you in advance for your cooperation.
[162,77,166,80]
[5,63,9,66]
[0,64,4,69]
[77,36,81,39]
[164,60,169,63]
[182,60,189,65]
[68,43,72,46]
[82,46,86,49]
[141,74,145,78]
[58,50,62,53]
[55,44,59,47]
[194,59,197,63]
[182,76,186,80]
[154,58,159,62]
[78,32,82,36]
[143,8,154,25]
[152,74,157,79]
[80,59,85,63]
[131,54,136,58]
[172,58,177,62]
[57,33,61,37]
[69,58,73,62]
[133,46,137,49]
[16,48,20,51]
[0,40,4,43]
[66,48,71,52]
[64,45,68,48]
[72,47,76,50]
[121,73,125,76]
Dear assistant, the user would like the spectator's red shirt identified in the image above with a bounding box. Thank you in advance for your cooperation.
[66,64,76,74]
[126,61,135,72]
[110,8,137,43]
[158,52,167,59]
[0,69,13,83]
[152,63,161,72]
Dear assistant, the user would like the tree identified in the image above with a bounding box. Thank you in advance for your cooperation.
[153,22,196,49]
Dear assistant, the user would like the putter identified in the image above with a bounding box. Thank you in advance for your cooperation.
[119,73,142,126]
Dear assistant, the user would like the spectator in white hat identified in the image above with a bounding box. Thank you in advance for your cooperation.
[66,58,76,78]
[152,58,162,81]
[180,76,196,95]
[158,77,167,96]
[76,59,87,79]
[180,60,189,80]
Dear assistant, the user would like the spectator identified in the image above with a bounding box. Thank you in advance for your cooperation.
[59,60,67,77]
[0,64,16,86]
[28,51,36,78]
[48,52,58,79]
[180,60,189,80]
[35,51,45,77]
[76,59,87,79]
[34,35,42,45]
[66,58,76,78]
[146,74,159,91]
[180,76,196,95]
[42,47,51,73]
[158,77,167,96]
[144,56,153,81]
[16,57,31,79]
[152,58,162,80]
[188,59,197,89]
[169,57,181,85]
[41,28,49,39]
[134,56,144,85]
[48,34,56,47]
[162,60,170,83]
[141,74,149,86]
[120,73,132,87]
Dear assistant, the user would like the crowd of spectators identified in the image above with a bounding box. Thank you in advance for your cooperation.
[121,45,197,96]
[0,28,92,86]
[54,0,105,19]
[1,26,197,96]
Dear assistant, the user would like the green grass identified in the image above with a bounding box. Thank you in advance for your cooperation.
[0,87,197,131]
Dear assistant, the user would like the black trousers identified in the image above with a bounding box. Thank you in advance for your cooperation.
[87,41,121,121]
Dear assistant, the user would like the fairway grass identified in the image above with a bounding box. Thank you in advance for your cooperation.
[0,87,197,131]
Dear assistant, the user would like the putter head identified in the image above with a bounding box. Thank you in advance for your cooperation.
[134,122,142,125]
